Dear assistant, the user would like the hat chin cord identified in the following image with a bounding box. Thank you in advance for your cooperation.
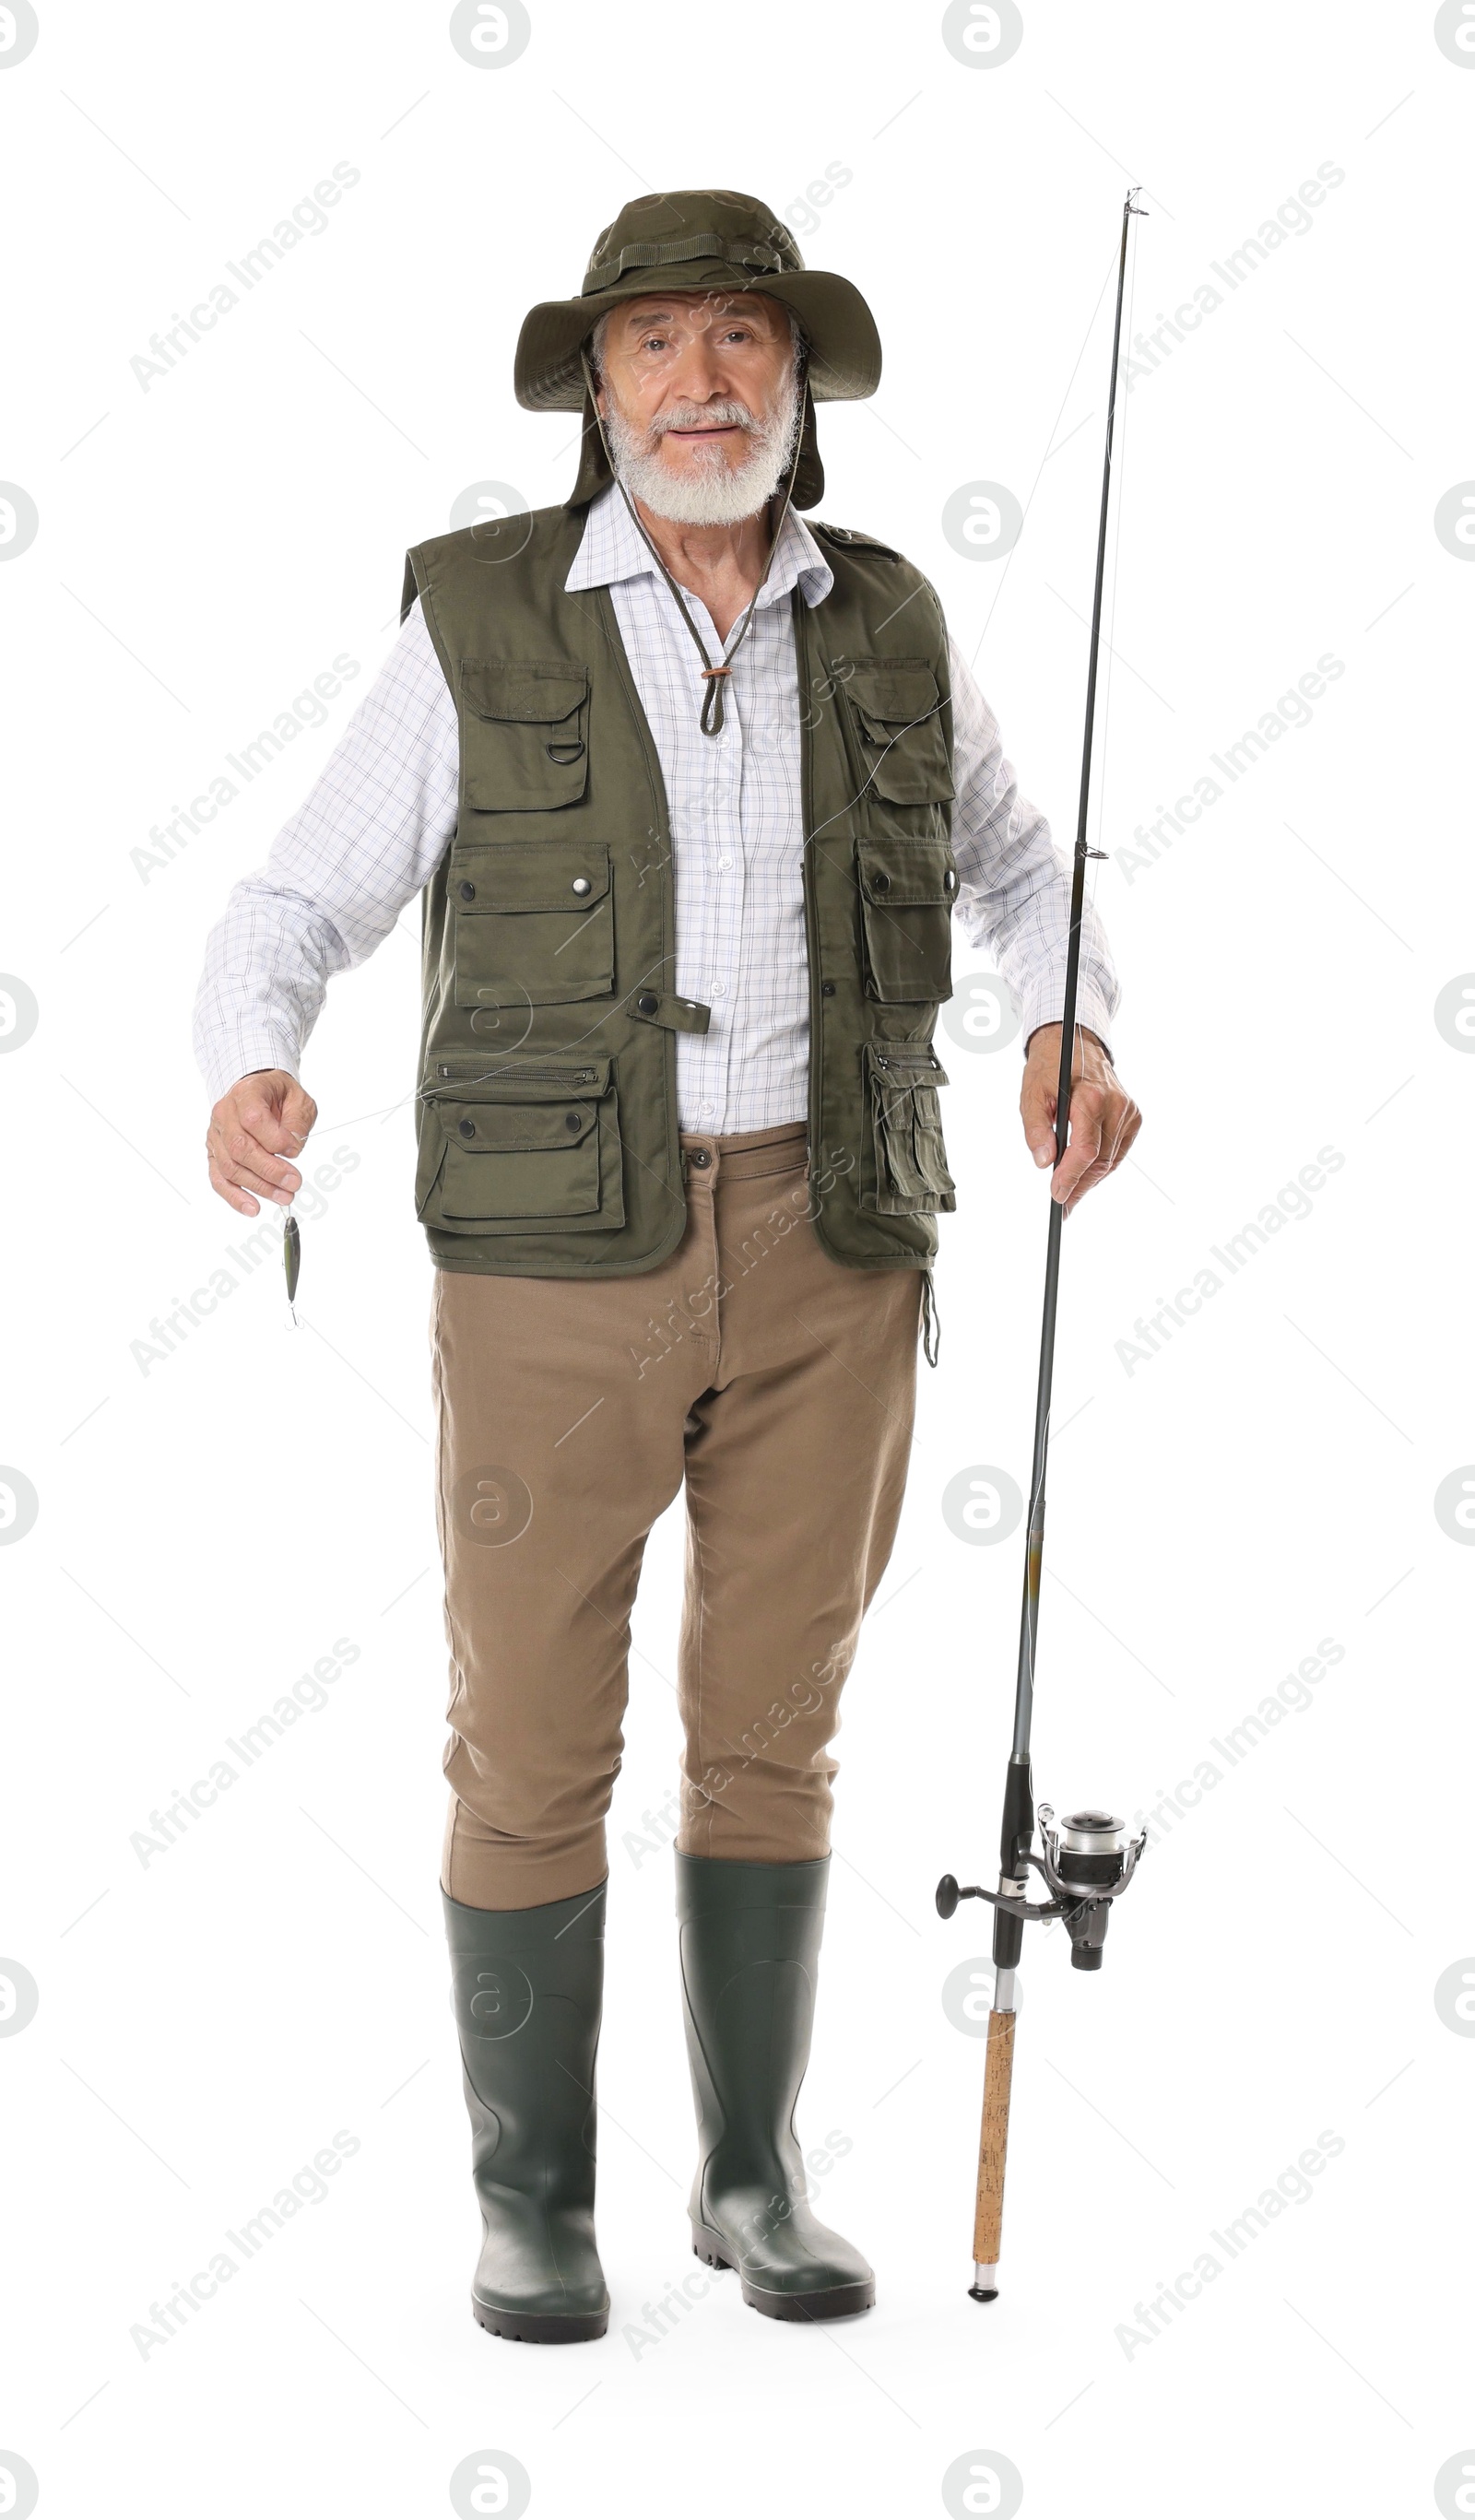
[578,347,806,736]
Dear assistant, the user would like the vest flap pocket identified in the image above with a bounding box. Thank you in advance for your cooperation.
[856,839,956,1004]
[438,1099,598,1154]
[861,1042,956,1216]
[419,1062,624,1235]
[856,837,959,908]
[454,843,611,915]
[462,662,587,724]
[844,662,954,806]
[453,844,613,1007]
[460,659,590,811]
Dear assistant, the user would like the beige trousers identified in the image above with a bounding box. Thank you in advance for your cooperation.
[431,1124,921,1909]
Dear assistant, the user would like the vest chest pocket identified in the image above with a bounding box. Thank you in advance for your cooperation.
[417,1058,624,1237]
[460,660,589,811]
[452,842,613,1007]
[861,1043,956,1216]
[842,661,954,808]
[856,837,958,1003]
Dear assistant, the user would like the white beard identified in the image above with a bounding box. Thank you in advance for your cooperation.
[602,359,801,526]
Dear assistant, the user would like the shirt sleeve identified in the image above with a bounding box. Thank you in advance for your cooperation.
[947,633,1120,1055]
[191,601,458,1105]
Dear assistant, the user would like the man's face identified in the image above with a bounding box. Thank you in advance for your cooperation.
[594,290,799,524]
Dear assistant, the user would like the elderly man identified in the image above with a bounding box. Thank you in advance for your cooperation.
[195,190,1139,2344]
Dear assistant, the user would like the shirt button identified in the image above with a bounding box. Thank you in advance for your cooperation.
[710,982,727,998]
[717,857,733,873]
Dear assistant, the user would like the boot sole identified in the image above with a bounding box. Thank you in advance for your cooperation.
[691,2230,874,2322]
[472,2295,608,2344]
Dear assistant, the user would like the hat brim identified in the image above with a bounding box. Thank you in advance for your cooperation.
[514,269,880,412]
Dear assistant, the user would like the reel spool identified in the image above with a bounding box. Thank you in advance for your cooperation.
[1036,1807,1143,1968]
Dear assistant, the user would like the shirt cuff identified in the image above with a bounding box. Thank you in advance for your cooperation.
[1019,979,1115,1063]
[199,1035,302,1109]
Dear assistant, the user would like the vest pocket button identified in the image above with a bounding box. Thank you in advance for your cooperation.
[565,1111,581,1131]
[871,871,891,892]
[458,1118,476,1138]
[458,880,476,901]
[571,876,592,896]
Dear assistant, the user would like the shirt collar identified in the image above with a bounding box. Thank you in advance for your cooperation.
[565,479,833,612]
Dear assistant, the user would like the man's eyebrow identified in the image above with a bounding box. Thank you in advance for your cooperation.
[620,297,769,329]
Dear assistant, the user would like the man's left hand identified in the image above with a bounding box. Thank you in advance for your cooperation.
[1021,1024,1141,1214]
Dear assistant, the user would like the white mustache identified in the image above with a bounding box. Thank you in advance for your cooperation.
[648,400,759,438]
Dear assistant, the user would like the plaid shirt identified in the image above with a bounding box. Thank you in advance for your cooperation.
[194,485,1118,1123]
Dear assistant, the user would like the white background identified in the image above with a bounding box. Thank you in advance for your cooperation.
[2,3,1471,2514]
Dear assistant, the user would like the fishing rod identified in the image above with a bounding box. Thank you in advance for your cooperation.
[937,188,1150,2304]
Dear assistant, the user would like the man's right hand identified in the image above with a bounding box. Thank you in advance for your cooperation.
[206,1069,317,1216]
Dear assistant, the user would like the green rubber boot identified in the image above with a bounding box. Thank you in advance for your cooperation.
[676,1854,874,2322]
[443,1881,609,2343]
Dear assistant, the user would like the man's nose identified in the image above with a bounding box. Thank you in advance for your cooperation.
[667,335,736,403]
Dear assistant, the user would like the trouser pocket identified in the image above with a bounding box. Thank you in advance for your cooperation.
[861,1043,955,1215]
[417,1056,625,1236]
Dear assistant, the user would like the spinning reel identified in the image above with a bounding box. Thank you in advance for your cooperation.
[938,1801,1146,1971]
[938,1776,1149,2302]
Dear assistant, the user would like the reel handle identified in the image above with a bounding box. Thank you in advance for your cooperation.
[971,2006,1015,2302]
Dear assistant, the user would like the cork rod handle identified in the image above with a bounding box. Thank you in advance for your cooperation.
[972,2007,1016,2287]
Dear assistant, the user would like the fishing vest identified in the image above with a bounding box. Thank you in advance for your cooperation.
[401,502,958,1279]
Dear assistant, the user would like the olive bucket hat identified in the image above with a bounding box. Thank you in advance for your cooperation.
[513,188,882,511]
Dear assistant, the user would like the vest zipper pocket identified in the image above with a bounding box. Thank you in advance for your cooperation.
[417,1056,624,1237]
[430,1057,608,1090]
